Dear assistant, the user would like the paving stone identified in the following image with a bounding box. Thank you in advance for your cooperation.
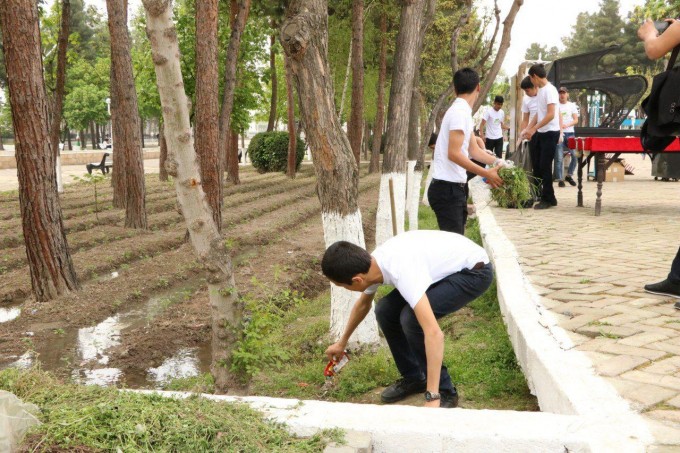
[621,371,680,391]
[620,333,672,347]
[646,420,680,446]
[650,342,680,356]
[596,355,649,377]
[599,343,666,360]
[578,337,615,352]
[575,324,641,339]
[645,357,680,375]
[546,290,601,302]
[630,298,666,308]
[646,445,680,452]
[622,384,676,408]
[647,410,680,425]
[584,351,614,367]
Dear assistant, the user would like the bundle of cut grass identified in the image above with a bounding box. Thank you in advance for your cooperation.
[490,166,534,209]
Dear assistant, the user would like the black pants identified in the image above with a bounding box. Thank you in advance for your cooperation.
[534,131,560,204]
[374,264,494,392]
[670,246,680,284]
[427,179,467,235]
[485,138,504,159]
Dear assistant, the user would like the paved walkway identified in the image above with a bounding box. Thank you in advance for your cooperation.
[488,153,680,446]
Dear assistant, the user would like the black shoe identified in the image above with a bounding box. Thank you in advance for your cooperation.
[674,301,680,310]
[565,176,576,186]
[380,377,427,403]
[558,181,566,187]
[534,201,552,210]
[644,279,680,298]
[440,388,459,408]
[550,199,558,206]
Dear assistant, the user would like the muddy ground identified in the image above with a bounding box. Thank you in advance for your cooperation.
[0,164,381,389]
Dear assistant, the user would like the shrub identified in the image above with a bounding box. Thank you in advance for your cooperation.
[247,131,306,173]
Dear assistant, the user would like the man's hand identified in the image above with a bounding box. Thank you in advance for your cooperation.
[485,165,503,188]
[638,19,659,41]
[424,400,440,408]
[325,342,346,362]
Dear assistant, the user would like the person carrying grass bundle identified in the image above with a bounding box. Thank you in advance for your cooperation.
[427,68,503,235]
[322,230,493,408]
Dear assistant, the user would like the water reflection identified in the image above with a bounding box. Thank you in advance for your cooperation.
[148,348,200,386]
[0,307,20,323]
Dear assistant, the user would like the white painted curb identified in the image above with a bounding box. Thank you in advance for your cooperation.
[469,178,654,452]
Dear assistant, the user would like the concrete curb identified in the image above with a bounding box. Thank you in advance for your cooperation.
[470,178,654,451]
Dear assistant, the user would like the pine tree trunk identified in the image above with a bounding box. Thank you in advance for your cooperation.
[369,11,387,174]
[226,129,239,184]
[66,128,72,150]
[0,133,4,150]
[107,0,147,229]
[376,0,427,246]
[49,0,69,161]
[110,67,127,208]
[140,117,145,148]
[347,0,364,165]
[267,28,278,132]
[284,53,297,179]
[218,0,250,187]
[142,0,242,392]
[195,0,222,229]
[281,0,379,346]
[362,120,370,161]
[95,122,101,147]
[159,122,168,181]
[80,129,86,149]
[0,0,80,301]
[89,121,96,149]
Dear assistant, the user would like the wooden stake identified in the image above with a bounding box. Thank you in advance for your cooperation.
[389,178,398,236]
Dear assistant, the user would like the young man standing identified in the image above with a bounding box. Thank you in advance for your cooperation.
[526,64,561,210]
[638,18,680,304]
[427,68,502,235]
[480,95,509,159]
[556,87,579,187]
[322,230,493,408]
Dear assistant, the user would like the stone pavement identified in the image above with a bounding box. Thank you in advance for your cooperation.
[488,153,680,447]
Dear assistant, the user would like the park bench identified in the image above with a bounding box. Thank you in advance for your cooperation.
[86,153,112,175]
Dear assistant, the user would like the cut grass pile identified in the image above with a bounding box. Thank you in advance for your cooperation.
[0,367,340,452]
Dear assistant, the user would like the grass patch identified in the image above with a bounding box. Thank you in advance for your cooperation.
[0,368,341,452]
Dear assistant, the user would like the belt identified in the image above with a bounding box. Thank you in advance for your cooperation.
[471,262,485,270]
[432,178,466,188]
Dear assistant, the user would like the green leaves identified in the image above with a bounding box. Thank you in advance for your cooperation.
[247,131,306,173]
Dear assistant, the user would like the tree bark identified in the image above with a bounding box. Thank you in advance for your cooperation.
[284,53,297,179]
[49,0,69,161]
[267,25,278,132]
[218,0,250,187]
[66,127,72,150]
[226,129,239,184]
[281,0,379,346]
[195,0,222,229]
[142,0,242,392]
[107,0,147,229]
[473,0,524,114]
[159,122,168,181]
[0,132,4,151]
[0,0,80,301]
[376,0,427,246]
[89,121,96,149]
[347,0,364,164]
[369,10,387,174]
[140,117,145,148]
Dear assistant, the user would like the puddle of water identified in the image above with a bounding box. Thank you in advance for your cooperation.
[0,307,20,323]
[7,351,34,369]
[148,348,201,386]
[72,367,122,386]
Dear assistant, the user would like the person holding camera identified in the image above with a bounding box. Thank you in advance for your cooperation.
[638,18,680,302]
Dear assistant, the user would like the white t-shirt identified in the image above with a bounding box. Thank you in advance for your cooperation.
[536,82,560,133]
[432,98,472,184]
[559,101,579,133]
[482,107,505,140]
[363,230,490,309]
[521,95,538,122]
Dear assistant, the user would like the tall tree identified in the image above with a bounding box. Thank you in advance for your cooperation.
[369,9,387,174]
[142,0,242,392]
[49,0,70,160]
[107,0,148,229]
[524,42,559,61]
[375,0,428,246]
[347,0,364,164]
[281,0,379,346]
[219,0,251,186]
[266,22,278,132]
[0,0,80,301]
[159,122,168,181]
[284,53,297,178]
[195,0,221,229]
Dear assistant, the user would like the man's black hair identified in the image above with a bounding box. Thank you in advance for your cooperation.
[520,76,534,90]
[528,64,547,79]
[453,68,480,95]
[428,132,438,147]
[321,241,372,285]
[494,95,504,104]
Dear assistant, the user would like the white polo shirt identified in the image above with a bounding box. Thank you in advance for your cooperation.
[363,230,490,309]
[536,82,560,133]
[432,98,473,184]
[482,107,505,140]
[559,101,579,133]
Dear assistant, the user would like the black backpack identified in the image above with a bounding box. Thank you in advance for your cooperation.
[641,45,680,152]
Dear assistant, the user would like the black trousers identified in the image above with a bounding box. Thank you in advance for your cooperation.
[427,179,467,235]
[485,137,504,159]
[534,131,560,204]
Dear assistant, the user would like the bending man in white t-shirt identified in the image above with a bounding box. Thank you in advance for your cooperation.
[323,230,493,408]
[427,68,503,235]
[525,64,561,210]
[480,95,510,159]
